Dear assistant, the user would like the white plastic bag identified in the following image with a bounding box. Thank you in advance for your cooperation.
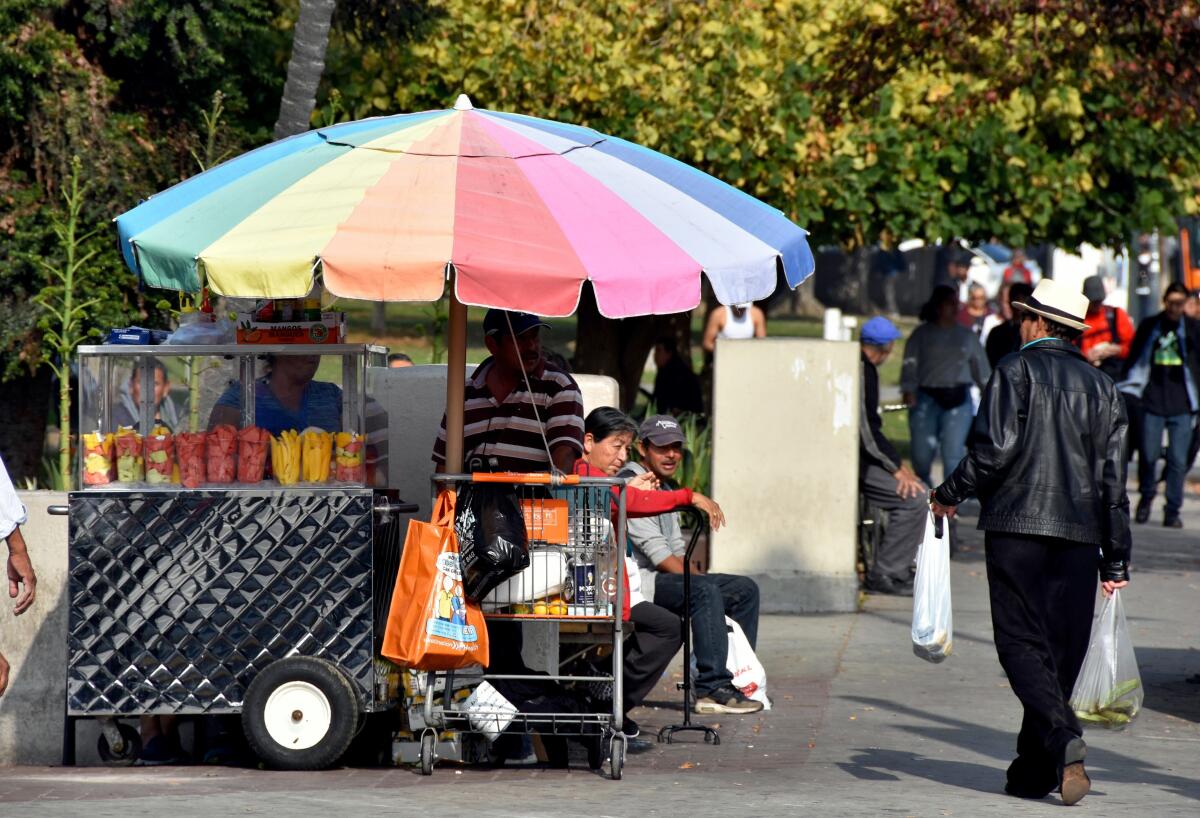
[464,681,518,741]
[1069,588,1143,731]
[911,512,953,663]
[688,616,772,709]
[726,616,771,709]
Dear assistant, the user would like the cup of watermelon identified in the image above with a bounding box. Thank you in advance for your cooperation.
[206,424,238,484]
[176,432,207,488]
[238,426,270,483]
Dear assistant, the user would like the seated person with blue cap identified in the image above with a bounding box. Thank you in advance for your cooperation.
[859,316,928,596]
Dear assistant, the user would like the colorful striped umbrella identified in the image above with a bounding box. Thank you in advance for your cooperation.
[116,96,814,317]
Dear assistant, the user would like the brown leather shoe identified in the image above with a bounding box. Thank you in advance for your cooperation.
[1060,762,1091,805]
[1058,737,1090,806]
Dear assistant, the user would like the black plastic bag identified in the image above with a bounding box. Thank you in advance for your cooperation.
[455,482,530,601]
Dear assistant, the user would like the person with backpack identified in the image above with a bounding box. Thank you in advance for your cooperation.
[1079,276,1135,379]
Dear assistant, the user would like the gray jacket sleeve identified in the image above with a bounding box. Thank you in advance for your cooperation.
[627,514,676,568]
[969,333,992,389]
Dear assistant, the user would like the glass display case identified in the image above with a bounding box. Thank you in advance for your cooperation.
[75,344,388,489]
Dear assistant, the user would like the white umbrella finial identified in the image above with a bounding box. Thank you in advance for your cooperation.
[453,94,474,111]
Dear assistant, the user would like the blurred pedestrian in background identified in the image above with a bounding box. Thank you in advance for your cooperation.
[902,285,991,487]
[1119,282,1200,528]
[981,281,1012,346]
[1002,248,1036,286]
[651,336,704,417]
[986,283,1034,367]
[958,282,994,337]
[703,302,766,352]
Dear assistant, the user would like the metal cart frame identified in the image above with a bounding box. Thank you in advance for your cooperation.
[58,344,416,770]
[415,473,630,779]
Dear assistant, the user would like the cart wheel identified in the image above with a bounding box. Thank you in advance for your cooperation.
[97,722,142,767]
[608,734,626,780]
[419,730,436,776]
[241,656,358,771]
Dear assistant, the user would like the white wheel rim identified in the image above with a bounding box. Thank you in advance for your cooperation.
[263,681,333,751]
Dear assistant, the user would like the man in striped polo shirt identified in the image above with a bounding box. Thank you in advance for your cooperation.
[433,310,584,473]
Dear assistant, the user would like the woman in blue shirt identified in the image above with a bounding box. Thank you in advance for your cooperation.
[210,354,342,434]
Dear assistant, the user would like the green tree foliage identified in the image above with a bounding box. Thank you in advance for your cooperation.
[325,0,1200,250]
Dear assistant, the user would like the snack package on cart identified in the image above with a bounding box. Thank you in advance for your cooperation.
[335,431,365,483]
[143,426,174,485]
[206,424,238,484]
[175,431,207,488]
[82,431,115,485]
[301,429,332,483]
[237,426,270,483]
[270,429,301,485]
[114,426,144,482]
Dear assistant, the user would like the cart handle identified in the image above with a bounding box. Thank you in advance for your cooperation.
[375,501,420,515]
[48,505,69,517]
[469,472,581,486]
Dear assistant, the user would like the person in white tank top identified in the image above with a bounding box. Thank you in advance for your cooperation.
[702,303,766,353]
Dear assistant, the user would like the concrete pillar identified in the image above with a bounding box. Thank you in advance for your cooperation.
[709,338,859,613]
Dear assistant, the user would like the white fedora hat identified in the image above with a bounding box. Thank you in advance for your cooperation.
[1013,279,1090,331]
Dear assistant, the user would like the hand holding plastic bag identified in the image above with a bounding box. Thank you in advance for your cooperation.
[912,512,953,663]
[1069,588,1143,730]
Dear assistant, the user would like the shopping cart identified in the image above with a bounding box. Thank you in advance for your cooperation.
[414,472,629,779]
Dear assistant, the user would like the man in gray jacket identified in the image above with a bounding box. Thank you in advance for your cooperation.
[621,415,762,715]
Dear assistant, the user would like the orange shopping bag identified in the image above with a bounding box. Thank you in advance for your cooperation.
[381,490,490,670]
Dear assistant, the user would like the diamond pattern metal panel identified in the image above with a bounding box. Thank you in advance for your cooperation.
[67,491,376,715]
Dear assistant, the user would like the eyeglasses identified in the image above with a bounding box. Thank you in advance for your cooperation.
[1165,298,1187,308]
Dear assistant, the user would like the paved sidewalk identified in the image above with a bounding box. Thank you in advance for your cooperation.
[1,496,1197,816]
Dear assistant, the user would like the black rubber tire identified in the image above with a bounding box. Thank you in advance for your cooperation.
[609,735,625,780]
[97,722,142,766]
[241,656,358,771]
[419,731,435,776]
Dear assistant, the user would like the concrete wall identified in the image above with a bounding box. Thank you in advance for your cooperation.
[0,368,620,765]
[709,338,859,613]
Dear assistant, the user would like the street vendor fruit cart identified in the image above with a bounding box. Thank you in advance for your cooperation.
[55,343,416,770]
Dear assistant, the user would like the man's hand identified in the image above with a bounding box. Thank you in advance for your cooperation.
[0,651,9,697]
[929,492,957,518]
[627,471,660,492]
[1101,579,1129,597]
[692,493,726,531]
[902,392,916,408]
[893,465,925,499]
[7,539,36,616]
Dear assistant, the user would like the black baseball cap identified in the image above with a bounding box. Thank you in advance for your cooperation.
[483,309,550,337]
[639,414,687,446]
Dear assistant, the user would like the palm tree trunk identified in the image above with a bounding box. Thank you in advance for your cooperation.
[274,0,338,140]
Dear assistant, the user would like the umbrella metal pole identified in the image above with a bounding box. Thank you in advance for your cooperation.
[444,279,468,474]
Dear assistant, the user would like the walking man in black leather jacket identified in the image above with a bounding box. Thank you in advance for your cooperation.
[929,279,1131,806]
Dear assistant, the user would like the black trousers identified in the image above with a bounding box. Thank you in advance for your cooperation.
[624,601,682,712]
[985,532,1097,793]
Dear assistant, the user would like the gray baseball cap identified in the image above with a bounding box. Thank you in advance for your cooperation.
[639,414,687,446]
